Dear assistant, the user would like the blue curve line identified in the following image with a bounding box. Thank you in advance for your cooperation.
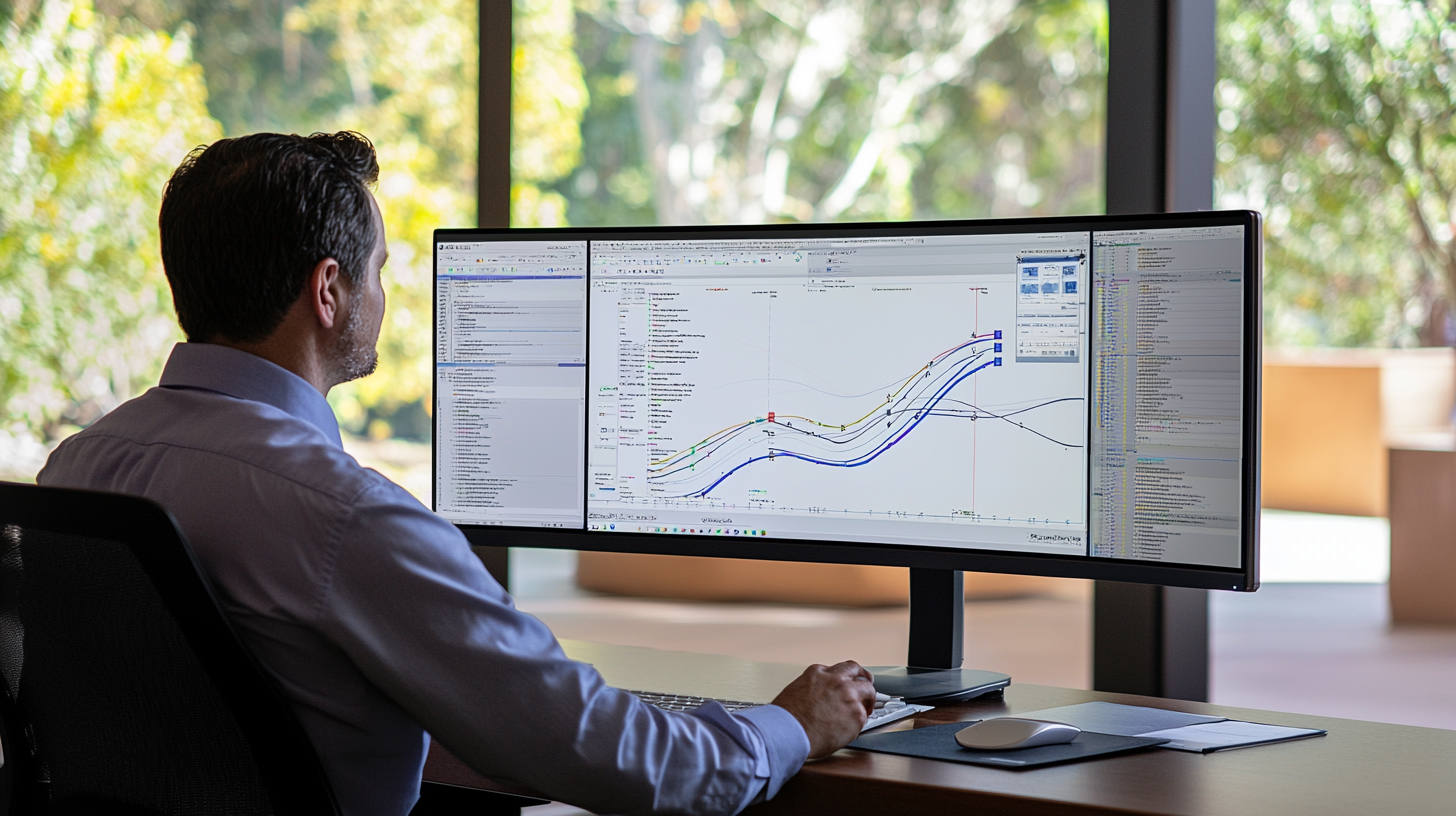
[683,357,997,498]
[647,335,1001,480]
[651,342,997,483]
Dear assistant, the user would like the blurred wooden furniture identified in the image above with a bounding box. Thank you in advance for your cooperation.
[425,640,1456,815]
[1389,441,1456,624]
[1262,347,1454,517]
[576,551,1080,606]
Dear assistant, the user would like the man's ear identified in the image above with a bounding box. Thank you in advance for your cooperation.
[308,258,344,330]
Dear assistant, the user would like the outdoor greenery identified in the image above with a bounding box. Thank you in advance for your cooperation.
[1217,0,1456,347]
[512,0,588,227]
[0,0,218,446]
[550,0,1107,227]
[5,0,1455,461]
[0,0,478,448]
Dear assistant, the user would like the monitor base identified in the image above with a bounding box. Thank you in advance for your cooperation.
[867,666,1011,705]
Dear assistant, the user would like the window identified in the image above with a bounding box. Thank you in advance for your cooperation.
[0,0,477,477]
[1217,0,1456,348]
[3,0,1111,480]
[512,0,1107,227]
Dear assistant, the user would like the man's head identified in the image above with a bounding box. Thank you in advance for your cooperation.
[159,131,387,387]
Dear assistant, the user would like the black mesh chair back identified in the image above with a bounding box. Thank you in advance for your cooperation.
[0,481,339,816]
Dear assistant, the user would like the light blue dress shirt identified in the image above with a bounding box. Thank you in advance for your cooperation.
[39,343,809,816]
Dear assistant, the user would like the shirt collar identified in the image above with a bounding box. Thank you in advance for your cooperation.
[158,342,344,448]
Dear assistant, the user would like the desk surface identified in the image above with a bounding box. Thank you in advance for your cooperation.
[424,640,1456,815]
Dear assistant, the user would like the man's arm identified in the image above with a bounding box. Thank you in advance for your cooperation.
[319,480,865,815]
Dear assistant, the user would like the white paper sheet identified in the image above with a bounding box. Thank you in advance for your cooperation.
[1140,720,1325,753]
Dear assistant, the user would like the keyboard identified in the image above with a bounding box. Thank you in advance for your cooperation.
[626,690,934,732]
[627,690,758,712]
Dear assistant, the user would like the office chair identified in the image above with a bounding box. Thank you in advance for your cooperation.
[0,481,341,815]
[0,482,542,816]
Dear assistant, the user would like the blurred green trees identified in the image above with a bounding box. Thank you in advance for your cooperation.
[1218,0,1456,348]
[512,0,588,227]
[11,0,1451,460]
[0,0,479,447]
[2,0,1107,453]
[553,0,1107,227]
[0,0,219,445]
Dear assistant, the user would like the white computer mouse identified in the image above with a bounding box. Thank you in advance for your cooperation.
[954,717,1082,750]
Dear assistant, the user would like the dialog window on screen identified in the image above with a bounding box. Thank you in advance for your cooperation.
[586,233,1091,556]
[435,241,588,528]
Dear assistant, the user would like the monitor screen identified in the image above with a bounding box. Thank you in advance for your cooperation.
[433,213,1259,590]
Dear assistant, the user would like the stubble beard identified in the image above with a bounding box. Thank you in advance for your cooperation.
[333,300,379,385]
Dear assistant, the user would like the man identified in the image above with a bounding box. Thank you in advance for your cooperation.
[38,132,875,816]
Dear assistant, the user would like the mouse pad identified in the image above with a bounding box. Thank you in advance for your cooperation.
[848,722,1169,768]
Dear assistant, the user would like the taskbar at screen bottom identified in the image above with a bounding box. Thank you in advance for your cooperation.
[438,508,580,529]
[585,509,1087,557]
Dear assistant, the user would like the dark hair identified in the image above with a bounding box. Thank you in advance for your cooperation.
[159,131,381,343]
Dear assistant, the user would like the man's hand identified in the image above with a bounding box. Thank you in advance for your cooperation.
[770,661,876,759]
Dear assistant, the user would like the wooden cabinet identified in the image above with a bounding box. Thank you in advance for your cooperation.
[1389,444,1456,623]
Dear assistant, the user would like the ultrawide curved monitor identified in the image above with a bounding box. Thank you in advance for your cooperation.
[432,211,1261,592]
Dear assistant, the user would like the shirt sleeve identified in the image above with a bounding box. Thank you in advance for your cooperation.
[692,703,810,809]
[314,479,809,816]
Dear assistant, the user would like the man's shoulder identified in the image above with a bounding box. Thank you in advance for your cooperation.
[42,386,389,508]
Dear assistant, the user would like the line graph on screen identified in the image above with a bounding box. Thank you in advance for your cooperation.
[591,271,1087,528]
[648,331,1082,499]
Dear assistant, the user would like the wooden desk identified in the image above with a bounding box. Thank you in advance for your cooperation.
[424,640,1456,815]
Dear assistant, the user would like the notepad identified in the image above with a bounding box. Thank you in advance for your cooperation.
[1138,720,1326,753]
[1010,702,1326,753]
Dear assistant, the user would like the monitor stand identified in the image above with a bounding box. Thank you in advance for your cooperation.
[868,568,1011,705]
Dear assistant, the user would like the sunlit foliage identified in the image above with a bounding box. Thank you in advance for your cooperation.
[1217,0,1456,348]
[0,0,479,446]
[512,0,589,227]
[542,0,1107,227]
[0,0,220,445]
[15,0,1447,462]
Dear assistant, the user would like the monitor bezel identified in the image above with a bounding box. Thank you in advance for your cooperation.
[433,210,1262,592]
